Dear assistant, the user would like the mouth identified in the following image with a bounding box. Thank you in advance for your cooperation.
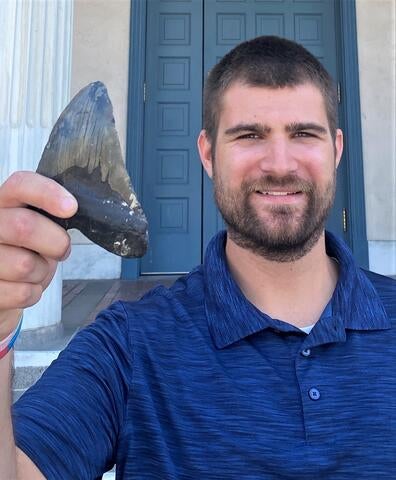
[255,190,303,196]
[252,189,305,206]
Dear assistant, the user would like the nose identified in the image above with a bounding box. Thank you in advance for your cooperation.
[258,137,298,176]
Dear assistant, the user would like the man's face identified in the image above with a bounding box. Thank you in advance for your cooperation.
[198,82,343,262]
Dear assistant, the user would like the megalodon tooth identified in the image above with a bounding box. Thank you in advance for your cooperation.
[34,81,148,258]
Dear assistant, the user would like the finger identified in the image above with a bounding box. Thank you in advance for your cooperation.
[0,245,52,284]
[41,257,61,291]
[0,171,77,218]
[0,280,43,310]
[0,208,72,260]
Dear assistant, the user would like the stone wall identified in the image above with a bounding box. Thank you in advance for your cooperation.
[63,0,130,279]
[356,0,396,275]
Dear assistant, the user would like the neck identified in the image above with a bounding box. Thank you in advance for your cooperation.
[225,232,339,328]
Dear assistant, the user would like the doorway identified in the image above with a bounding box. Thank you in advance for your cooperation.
[124,0,366,277]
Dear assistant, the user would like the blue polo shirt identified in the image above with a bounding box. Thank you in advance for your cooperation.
[13,231,396,479]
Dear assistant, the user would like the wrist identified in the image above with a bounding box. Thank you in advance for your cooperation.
[0,310,23,340]
[0,312,23,360]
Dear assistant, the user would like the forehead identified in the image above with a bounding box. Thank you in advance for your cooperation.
[218,82,329,128]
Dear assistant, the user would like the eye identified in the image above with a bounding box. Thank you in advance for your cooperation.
[237,133,260,140]
[294,131,315,138]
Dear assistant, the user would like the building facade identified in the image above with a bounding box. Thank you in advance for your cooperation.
[66,0,396,280]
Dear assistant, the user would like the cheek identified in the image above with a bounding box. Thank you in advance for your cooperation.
[222,144,265,180]
[292,145,335,178]
[214,146,252,185]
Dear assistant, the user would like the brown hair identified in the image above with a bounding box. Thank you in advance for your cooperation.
[203,36,338,145]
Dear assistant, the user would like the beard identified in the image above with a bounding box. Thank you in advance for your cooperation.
[213,170,336,262]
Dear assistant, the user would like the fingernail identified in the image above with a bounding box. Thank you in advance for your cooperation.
[61,196,77,212]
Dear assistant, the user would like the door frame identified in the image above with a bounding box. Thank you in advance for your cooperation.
[121,0,368,279]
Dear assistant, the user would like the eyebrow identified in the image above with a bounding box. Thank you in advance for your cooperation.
[223,122,328,137]
[223,123,271,137]
[286,122,328,135]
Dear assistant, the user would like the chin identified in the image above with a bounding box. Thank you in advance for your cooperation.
[228,219,325,263]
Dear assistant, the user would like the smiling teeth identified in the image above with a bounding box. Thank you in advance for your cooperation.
[260,191,296,196]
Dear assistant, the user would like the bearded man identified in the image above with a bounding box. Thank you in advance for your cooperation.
[1,36,395,480]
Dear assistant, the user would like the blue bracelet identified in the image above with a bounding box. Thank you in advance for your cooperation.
[8,313,24,349]
[0,313,23,359]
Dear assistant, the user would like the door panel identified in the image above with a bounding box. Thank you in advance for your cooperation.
[142,0,203,274]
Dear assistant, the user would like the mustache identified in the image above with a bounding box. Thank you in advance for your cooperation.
[243,175,313,194]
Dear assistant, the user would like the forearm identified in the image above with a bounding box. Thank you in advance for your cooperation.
[0,351,17,480]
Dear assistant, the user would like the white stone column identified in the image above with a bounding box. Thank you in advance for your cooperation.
[0,0,73,342]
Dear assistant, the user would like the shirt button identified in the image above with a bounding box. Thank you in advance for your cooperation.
[301,348,311,357]
[308,388,321,401]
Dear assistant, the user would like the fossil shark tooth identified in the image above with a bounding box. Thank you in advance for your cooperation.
[35,81,148,258]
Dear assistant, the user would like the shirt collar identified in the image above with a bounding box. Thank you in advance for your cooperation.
[204,230,391,349]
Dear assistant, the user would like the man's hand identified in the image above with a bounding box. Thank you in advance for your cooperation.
[0,171,77,479]
[0,171,78,340]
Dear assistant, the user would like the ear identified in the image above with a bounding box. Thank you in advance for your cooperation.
[197,129,213,179]
[334,128,343,169]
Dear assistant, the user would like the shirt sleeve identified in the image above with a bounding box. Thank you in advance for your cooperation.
[12,301,132,480]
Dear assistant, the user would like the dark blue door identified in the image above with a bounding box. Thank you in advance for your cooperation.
[142,0,345,274]
[142,0,203,274]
